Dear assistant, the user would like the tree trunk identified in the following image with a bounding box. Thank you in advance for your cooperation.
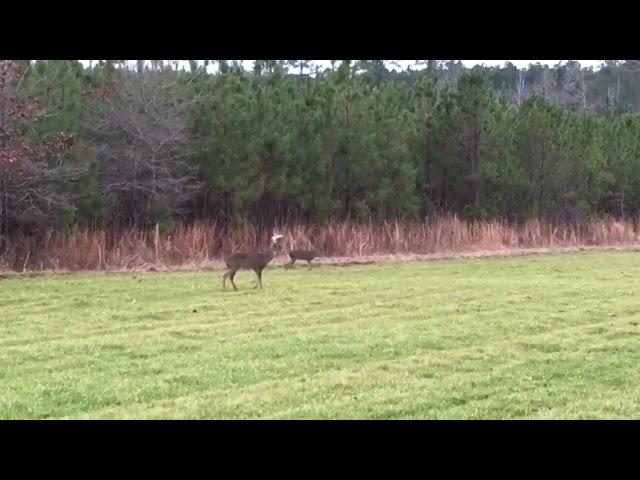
[0,71,7,250]
[468,119,481,207]
[423,128,432,214]
[473,130,481,207]
[0,177,7,252]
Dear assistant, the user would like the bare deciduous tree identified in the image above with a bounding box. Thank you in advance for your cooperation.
[0,60,78,249]
[83,69,201,226]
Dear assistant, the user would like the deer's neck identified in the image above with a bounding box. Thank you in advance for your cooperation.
[262,245,278,264]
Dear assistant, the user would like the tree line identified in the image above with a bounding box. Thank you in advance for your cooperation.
[2,59,640,248]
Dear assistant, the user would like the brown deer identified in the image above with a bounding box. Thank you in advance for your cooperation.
[222,234,284,291]
[288,248,318,270]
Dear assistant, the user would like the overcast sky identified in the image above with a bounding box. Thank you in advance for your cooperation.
[78,60,605,73]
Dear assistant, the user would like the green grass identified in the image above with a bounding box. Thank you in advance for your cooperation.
[1,250,640,419]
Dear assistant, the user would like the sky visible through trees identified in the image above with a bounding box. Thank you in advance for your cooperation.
[2,59,639,246]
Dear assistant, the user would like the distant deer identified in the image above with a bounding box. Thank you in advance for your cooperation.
[288,247,318,270]
[222,234,284,291]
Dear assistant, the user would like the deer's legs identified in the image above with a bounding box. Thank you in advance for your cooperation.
[222,270,229,289]
[307,260,312,271]
[255,269,263,289]
[228,270,238,291]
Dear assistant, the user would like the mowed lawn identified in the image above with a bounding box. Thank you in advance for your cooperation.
[2,251,640,419]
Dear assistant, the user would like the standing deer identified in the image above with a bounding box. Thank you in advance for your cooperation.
[222,234,284,291]
[288,248,318,270]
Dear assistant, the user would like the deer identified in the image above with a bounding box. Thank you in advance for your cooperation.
[287,247,318,270]
[222,233,284,291]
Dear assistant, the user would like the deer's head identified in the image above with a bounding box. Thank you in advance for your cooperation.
[270,233,284,255]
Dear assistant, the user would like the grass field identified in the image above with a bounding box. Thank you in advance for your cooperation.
[1,250,640,419]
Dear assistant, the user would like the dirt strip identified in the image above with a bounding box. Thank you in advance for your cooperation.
[2,243,640,279]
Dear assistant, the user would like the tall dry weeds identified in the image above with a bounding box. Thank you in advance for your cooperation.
[1,216,638,272]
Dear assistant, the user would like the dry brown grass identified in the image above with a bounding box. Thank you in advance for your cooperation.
[1,216,639,273]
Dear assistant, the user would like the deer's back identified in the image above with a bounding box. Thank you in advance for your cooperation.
[224,252,267,270]
[289,249,317,261]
